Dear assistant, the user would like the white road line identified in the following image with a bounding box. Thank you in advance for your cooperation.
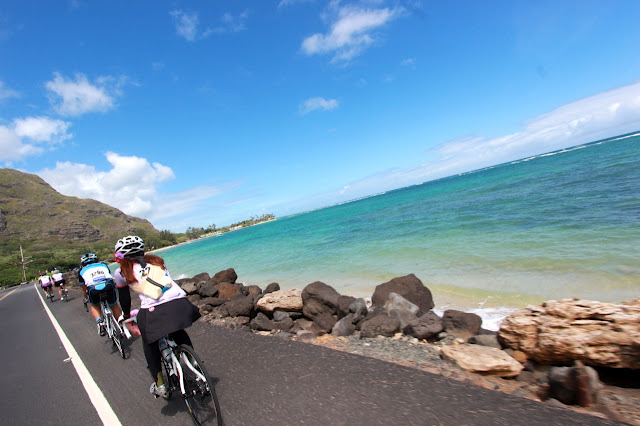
[36,283,122,425]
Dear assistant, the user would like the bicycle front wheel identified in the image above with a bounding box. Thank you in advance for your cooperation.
[178,345,221,426]
[108,314,126,359]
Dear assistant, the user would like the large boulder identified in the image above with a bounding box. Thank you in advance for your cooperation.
[215,282,241,299]
[360,314,400,338]
[440,344,524,378]
[223,294,256,317]
[211,268,237,285]
[548,362,601,407]
[499,298,640,369]
[371,274,434,316]
[256,288,303,313]
[403,311,443,340]
[301,281,341,319]
[441,310,482,339]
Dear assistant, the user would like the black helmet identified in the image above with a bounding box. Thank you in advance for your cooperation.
[115,235,145,258]
[81,252,98,265]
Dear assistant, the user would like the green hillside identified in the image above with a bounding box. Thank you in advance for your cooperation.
[0,168,166,285]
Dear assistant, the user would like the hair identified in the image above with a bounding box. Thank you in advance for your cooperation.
[118,254,167,285]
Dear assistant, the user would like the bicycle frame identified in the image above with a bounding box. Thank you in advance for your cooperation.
[165,339,207,396]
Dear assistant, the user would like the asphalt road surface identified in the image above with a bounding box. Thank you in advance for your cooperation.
[0,283,619,425]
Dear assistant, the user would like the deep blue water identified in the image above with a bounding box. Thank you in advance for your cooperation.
[159,132,640,315]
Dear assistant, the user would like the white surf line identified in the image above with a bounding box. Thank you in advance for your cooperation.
[35,283,122,425]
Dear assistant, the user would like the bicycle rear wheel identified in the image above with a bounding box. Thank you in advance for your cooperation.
[177,345,221,426]
[108,314,126,359]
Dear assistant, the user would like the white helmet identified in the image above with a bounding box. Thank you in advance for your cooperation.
[115,235,145,257]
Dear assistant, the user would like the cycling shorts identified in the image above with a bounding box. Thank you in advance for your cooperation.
[87,279,117,306]
[53,279,66,287]
[40,281,52,288]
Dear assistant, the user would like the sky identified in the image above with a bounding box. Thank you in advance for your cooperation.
[1,0,640,232]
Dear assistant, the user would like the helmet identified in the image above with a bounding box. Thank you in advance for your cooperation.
[81,252,98,265]
[115,235,145,258]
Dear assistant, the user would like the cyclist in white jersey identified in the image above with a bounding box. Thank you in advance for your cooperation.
[51,267,67,299]
[78,252,124,336]
[114,235,200,398]
[38,272,53,298]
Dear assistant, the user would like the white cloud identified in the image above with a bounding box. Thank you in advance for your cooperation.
[170,10,201,41]
[301,2,402,62]
[45,72,121,116]
[0,81,20,100]
[214,10,250,33]
[300,80,640,209]
[38,152,175,218]
[0,116,72,163]
[279,0,314,8]
[300,97,339,114]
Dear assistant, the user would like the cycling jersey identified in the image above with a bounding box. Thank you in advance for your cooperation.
[129,262,186,309]
[51,270,64,283]
[39,275,52,287]
[79,262,113,290]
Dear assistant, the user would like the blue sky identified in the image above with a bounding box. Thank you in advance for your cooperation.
[1,0,640,232]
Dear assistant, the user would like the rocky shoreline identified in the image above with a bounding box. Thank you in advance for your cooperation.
[64,268,640,424]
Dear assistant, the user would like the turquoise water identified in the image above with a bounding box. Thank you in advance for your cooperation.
[159,132,640,314]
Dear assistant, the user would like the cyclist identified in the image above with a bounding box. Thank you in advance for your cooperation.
[38,272,54,299]
[51,267,67,300]
[114,235,200,398]
[78,252,124,336]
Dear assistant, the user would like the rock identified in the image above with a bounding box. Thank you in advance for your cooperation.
[223,294,255,317]
[338,295,356,319]
[215,282,241,299]
[360,314,401,338]
[198,281,219,298]
[312,312,337,334]
[272,311,290,322]
[441,310,482,339]
[388,308,418,330]
[244,285,262,296]
[187,294,202,303]
[511,350,528,364]
[371,274,434,316]
[440,344,524,378]
[296,330,316,342]
[273,317,294,332]
[468,334,502,349]
[384,292,419,316]
[498,298,640,369]
[332,314,357,337]
[264,282,280,294]
[256,288,303,313]
[548,362,601,406]
[211,268,237,284]
[290,318,315,335]
[250,312,275,331]
[403,311,443,340]
[349,298,367,314]
[191,272,211,288]
[178,280,199,295]
[301,281,341,319]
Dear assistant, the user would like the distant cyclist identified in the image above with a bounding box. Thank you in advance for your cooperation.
[78,252,124,336]
[38,272,54,299]
[51,267,67,300]
[114,235,200,398]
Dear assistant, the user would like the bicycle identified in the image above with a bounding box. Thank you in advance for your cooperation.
[98,293,126,359]
[83,296,89,312]
[60,286,69,302]
[124,312,221,425]
[45,286,54,302]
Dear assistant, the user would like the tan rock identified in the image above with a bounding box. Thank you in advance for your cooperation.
[440,344,524,377]
[511,350,527,364]
[499,298,640,369]
[256,288,303,313]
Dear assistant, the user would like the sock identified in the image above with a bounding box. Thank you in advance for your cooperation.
[96,317,103,324]
[156,372,164,387]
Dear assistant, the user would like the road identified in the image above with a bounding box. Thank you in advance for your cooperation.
[0,283,618,425]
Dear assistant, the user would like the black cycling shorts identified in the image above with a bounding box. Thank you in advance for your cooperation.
[53,279,66,287]
[87,280,117,306]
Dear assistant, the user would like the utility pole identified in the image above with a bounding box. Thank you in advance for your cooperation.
[19,245,32,282]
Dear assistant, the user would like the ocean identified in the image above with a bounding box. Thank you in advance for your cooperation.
[158,132,640,329]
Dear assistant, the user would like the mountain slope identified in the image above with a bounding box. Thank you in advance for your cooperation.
[0,168,159,284]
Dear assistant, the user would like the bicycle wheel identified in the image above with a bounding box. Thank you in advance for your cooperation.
[108,314,126,359]
[177,345,221,426]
